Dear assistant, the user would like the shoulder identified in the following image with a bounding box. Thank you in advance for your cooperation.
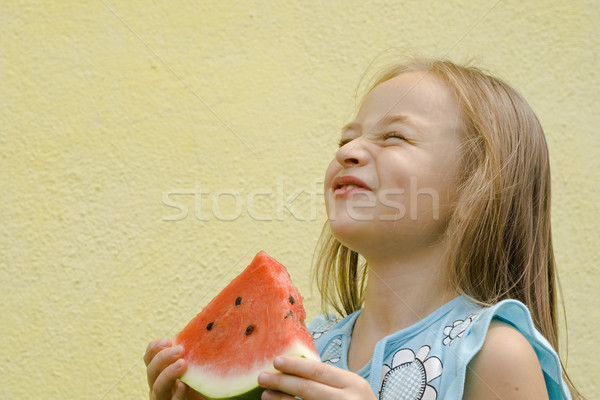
[463,320,549,399]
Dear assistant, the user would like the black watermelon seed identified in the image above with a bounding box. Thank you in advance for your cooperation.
[285,311,294,319]
[245,325,255,336]
[235,297,242,306]
[289,296,295,304]
[206,322,214,331]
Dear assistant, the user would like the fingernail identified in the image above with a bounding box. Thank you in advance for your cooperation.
[273,356,284,368]
[257,372,268,385]
[173,345,184,356]
[175,359,185,368]
[262,389,272,399]
[159,338,170,347]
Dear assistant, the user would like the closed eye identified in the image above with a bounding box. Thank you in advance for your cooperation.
[382,132,407,142]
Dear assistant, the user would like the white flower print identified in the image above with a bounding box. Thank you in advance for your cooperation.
[321,336,343,364]
[379,345,442,400]
[442,313,479,346]
[311,317,339,339]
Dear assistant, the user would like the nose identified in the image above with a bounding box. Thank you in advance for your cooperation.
[335,137,368,167]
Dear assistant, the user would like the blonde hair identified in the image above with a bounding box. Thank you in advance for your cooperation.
[314,59,582,398]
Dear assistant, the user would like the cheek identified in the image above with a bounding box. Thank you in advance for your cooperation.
[419,158,462,223]
[435,151,463,201]
[323,160,339,201]
[377,153,412,187]
[323,160,341,189]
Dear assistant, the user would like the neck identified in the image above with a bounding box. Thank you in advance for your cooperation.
[357,241,458,336]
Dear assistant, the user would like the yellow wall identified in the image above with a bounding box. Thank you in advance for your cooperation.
[1,1,598,398]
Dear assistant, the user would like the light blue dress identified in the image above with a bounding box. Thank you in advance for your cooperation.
[307,296,571,399]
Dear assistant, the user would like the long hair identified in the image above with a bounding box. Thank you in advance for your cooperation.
[313,59,581,398]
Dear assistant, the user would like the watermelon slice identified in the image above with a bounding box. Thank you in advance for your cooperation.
[173,251,319,399]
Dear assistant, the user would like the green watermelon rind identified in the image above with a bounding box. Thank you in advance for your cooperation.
[196,386,263,400]
[179,341,319,400]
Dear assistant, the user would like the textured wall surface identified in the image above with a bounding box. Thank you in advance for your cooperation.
[1,1,598,398]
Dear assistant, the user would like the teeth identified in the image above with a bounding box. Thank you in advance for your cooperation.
[340,184,361,189]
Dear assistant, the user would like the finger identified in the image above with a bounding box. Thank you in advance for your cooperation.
[152,358,187,400]
[272,356,353,388]
[147,345,184,388]
[261,389,297,400]
[188,388,209,400]
[173,380,189,400]
[144,338,172,366]
[258,371,337,400]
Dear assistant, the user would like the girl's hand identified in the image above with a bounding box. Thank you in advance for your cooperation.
[257,356,376,400]
[144,338,207,400]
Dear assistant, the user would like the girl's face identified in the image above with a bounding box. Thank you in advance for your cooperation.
[324,72,464,258]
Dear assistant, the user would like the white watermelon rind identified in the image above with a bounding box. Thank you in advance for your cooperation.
[179,340,320,400]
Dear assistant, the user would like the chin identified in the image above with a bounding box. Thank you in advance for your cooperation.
[327,218,377,253]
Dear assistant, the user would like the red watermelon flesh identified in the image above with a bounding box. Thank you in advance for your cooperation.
[173,251,319,399]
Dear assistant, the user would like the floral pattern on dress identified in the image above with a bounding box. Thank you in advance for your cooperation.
[321,336,343,364]
[379,345,442,400]
[442,313,479,346]
[310,316,340,339]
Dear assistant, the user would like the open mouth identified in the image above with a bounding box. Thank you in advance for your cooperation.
[332,175,371,197]
[336,184,365,190]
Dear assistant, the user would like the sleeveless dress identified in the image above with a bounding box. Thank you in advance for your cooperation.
[307,296,572,399]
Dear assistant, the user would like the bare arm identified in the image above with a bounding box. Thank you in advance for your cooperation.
[463,321,549,400]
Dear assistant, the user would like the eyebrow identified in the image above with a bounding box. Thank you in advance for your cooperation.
[341,114,421,135]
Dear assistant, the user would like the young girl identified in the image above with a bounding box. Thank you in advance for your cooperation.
[145,59,581,399]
